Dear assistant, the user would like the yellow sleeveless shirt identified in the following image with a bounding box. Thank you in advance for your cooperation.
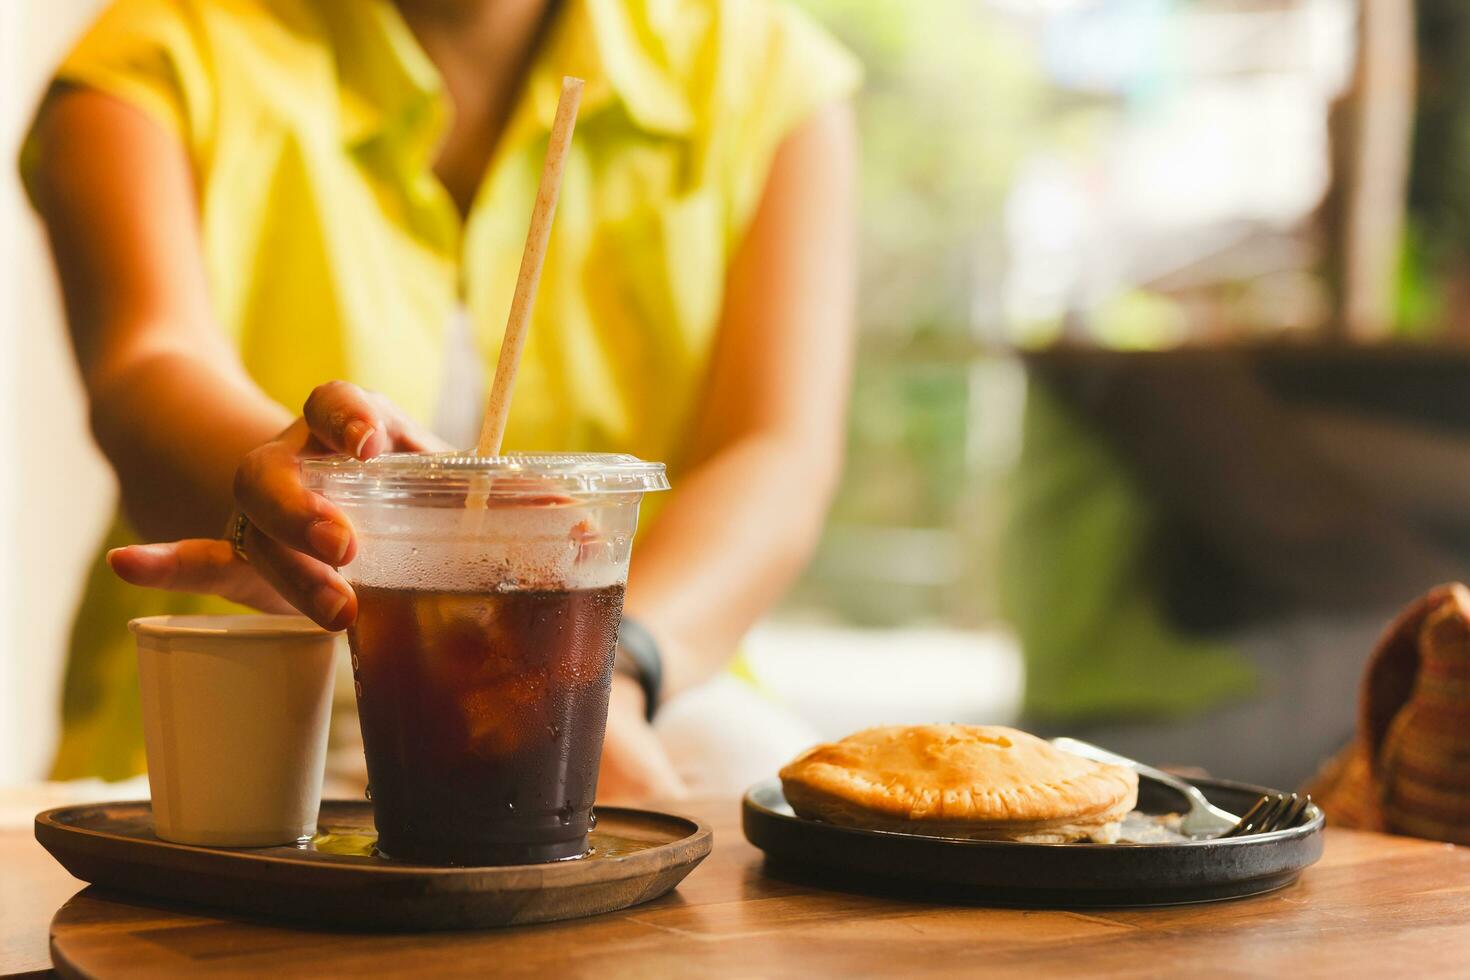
[21,0,859,780]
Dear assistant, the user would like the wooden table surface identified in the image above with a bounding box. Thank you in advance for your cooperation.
[6,797,1470,978]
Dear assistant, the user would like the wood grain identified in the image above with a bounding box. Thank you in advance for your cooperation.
[34,801,709,932]
[0,828,84,977]
[6,797,1470,978]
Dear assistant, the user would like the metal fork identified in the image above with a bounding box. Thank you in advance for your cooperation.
[1218,792,1313,838]
[1052,737,1310,839]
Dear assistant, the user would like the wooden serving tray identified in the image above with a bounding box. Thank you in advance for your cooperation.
[35,800,711,931]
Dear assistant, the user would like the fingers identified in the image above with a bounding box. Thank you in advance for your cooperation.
[241,522,356,630]
[303,381,452,458]
[114,379,451,632]
[108,535,355,630]
[303,381,389,458]
[234,442,356,567]
[107,541,294,613]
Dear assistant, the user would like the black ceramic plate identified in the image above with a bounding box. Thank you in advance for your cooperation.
[743,777,1323,907]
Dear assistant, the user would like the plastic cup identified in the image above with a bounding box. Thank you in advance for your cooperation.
[130,614,337,846]
[303,452,669,865]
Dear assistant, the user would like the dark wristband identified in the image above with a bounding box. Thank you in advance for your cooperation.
[614,616,663,722]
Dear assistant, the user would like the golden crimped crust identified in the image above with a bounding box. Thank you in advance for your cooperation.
[779,725,1138,842]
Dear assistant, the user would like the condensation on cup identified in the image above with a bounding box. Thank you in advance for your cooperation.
[304,452,668,865]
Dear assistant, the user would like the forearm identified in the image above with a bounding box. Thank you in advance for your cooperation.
[30,90,292,541]
[623,431,839,698]
[624,105,857,701]
[89,347,290,541]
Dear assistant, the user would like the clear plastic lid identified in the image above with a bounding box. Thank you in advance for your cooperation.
[301,452,669,500]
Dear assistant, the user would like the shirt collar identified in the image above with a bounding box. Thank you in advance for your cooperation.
[328,0,697,154]
[322,1,444,151]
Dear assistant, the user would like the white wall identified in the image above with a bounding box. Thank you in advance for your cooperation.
[1,0,114,787]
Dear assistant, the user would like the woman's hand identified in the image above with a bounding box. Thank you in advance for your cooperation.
[107,381,448,628]
[595,675,688,804]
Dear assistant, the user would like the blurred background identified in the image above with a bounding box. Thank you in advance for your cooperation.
[5,0,1470,790]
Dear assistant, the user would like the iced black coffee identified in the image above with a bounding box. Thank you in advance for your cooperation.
[305,453,668,865]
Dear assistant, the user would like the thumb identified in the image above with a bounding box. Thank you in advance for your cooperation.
[108,540,296,614]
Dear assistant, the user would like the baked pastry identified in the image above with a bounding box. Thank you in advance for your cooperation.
[779,724,1139,843]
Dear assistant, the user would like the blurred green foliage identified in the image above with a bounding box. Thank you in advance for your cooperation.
[834,360,970,527]
[785,1,1465,627]
[794,0,1037,488]
[780,1,1044,624]
[1400,0,1470,338]
[794,0,1040,341]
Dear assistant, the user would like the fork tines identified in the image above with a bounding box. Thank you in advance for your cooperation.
[1220,793,1311,838]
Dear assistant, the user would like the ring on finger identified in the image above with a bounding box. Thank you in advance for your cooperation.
[228,511,252,563]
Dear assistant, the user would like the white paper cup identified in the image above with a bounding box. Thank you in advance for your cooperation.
[130,614,337,847]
